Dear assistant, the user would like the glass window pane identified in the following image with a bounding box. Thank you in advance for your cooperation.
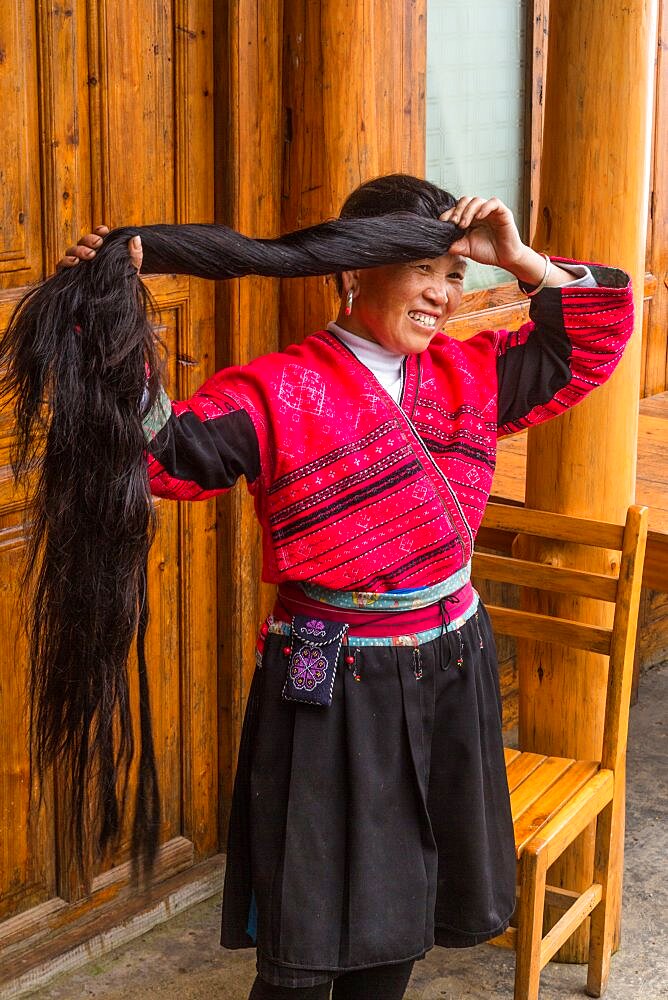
[426,0,528,289]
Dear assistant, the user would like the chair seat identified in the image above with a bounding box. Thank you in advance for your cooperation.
[504,748,602,859]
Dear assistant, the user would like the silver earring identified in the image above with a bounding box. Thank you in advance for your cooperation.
[345,289,354,316]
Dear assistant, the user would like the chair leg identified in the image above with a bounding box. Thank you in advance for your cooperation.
[514,848,548,1000]
[586,798,623,997]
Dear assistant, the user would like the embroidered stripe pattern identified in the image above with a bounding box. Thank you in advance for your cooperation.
[497,274,633,436]
[143,261,634,592]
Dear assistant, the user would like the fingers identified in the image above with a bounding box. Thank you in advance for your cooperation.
[128,235,143,272]
[58,225,141,272]
[78,233,104,249]
[445,239,468,256]
[68,235,102,263]
[440,196,510,229]
[440,196,485,229]
[62,242,98,262]
[58,254,81,270]
[58,225,109,269]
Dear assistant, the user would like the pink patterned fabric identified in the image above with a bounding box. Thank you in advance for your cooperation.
[147,260,633,592]
[496,276,635,434]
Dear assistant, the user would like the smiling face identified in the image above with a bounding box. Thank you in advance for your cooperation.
[337,254,467,354]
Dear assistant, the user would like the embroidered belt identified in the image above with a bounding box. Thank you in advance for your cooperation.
[302,561,472,611]
[268,591,479,647]
[275,563,476,640]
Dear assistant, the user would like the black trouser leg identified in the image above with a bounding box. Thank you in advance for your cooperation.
[248,977,332,999]
[248,958,415,1000]
[332,959,415,1000]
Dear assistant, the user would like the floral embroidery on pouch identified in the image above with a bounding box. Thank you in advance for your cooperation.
[289,646,328,690]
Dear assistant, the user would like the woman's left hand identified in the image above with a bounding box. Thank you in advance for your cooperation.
[57,226,143,273]
[440,196,526,272]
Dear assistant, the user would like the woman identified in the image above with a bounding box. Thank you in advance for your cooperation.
[61,175,633,999]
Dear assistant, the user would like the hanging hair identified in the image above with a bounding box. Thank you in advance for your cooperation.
[0,173,462,886]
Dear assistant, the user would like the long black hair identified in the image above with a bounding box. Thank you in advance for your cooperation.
[0,174,461,885]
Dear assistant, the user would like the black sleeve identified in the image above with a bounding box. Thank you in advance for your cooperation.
[144,387,261,501]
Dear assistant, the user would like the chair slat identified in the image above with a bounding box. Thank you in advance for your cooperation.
[540,884,603,968]
[505,751,547,791]
[490,926,517,950]
[510,756,576,824]
[540,770,614,868]
[601,505,649,772]
[544,885,582,910]
[472,552,619,601]
[513,759,600,858]
[475,525,514,554]
[482,504,625,549]
[504,747,522,766]
[486,606,613,654]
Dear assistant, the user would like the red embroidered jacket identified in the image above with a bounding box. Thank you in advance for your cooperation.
[144,260,633,591]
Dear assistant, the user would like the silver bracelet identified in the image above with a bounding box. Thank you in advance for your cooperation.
[525,253,552,297]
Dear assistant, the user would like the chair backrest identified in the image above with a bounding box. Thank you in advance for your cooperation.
[472,503,648,774]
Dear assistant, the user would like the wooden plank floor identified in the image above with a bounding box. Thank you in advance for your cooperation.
[491,391,668,592]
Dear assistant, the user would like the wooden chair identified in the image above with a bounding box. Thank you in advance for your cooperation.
[472,502,648,1000]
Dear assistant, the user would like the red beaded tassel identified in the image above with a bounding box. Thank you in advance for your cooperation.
[344,635,361,681]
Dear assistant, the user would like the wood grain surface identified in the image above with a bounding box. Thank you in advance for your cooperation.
[531,27,654,931]
[0,0,218,973]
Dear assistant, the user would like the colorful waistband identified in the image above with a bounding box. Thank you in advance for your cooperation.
[267,591,480,647]
[301,561,472,611]
[276,563,476,638]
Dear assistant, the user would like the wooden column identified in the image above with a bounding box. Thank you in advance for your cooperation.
[280,0,426,345]
[214,1,284,823]
[520,1,657,963]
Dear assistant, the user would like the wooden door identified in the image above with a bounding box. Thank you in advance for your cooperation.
[0,1,220,984]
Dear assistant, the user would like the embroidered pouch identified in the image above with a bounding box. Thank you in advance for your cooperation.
[282,615,348,707]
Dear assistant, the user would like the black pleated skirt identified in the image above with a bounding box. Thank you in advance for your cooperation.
[221,602,516,988]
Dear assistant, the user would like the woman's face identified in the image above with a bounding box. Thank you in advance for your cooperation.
[338,253,467,354]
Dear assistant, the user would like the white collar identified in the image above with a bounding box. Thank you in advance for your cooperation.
[327,322,405,376]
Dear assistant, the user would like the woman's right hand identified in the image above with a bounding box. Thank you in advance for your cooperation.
[58,225,143,272]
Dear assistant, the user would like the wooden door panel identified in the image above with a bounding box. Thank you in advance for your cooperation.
[156,276,219,858]
[145,499,183,846]
[0,0,42,286]
[0,0,217,981]
[93,2,176,225]
[37,1,95,273]
[0,525,56,921]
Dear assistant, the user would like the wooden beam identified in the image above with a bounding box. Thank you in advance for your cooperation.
[214,0,283,824]
[540,883,603,967]
[486,606,613,655]
[280,0,427,345]
[520,0,658,962]
[472,552,619,602]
